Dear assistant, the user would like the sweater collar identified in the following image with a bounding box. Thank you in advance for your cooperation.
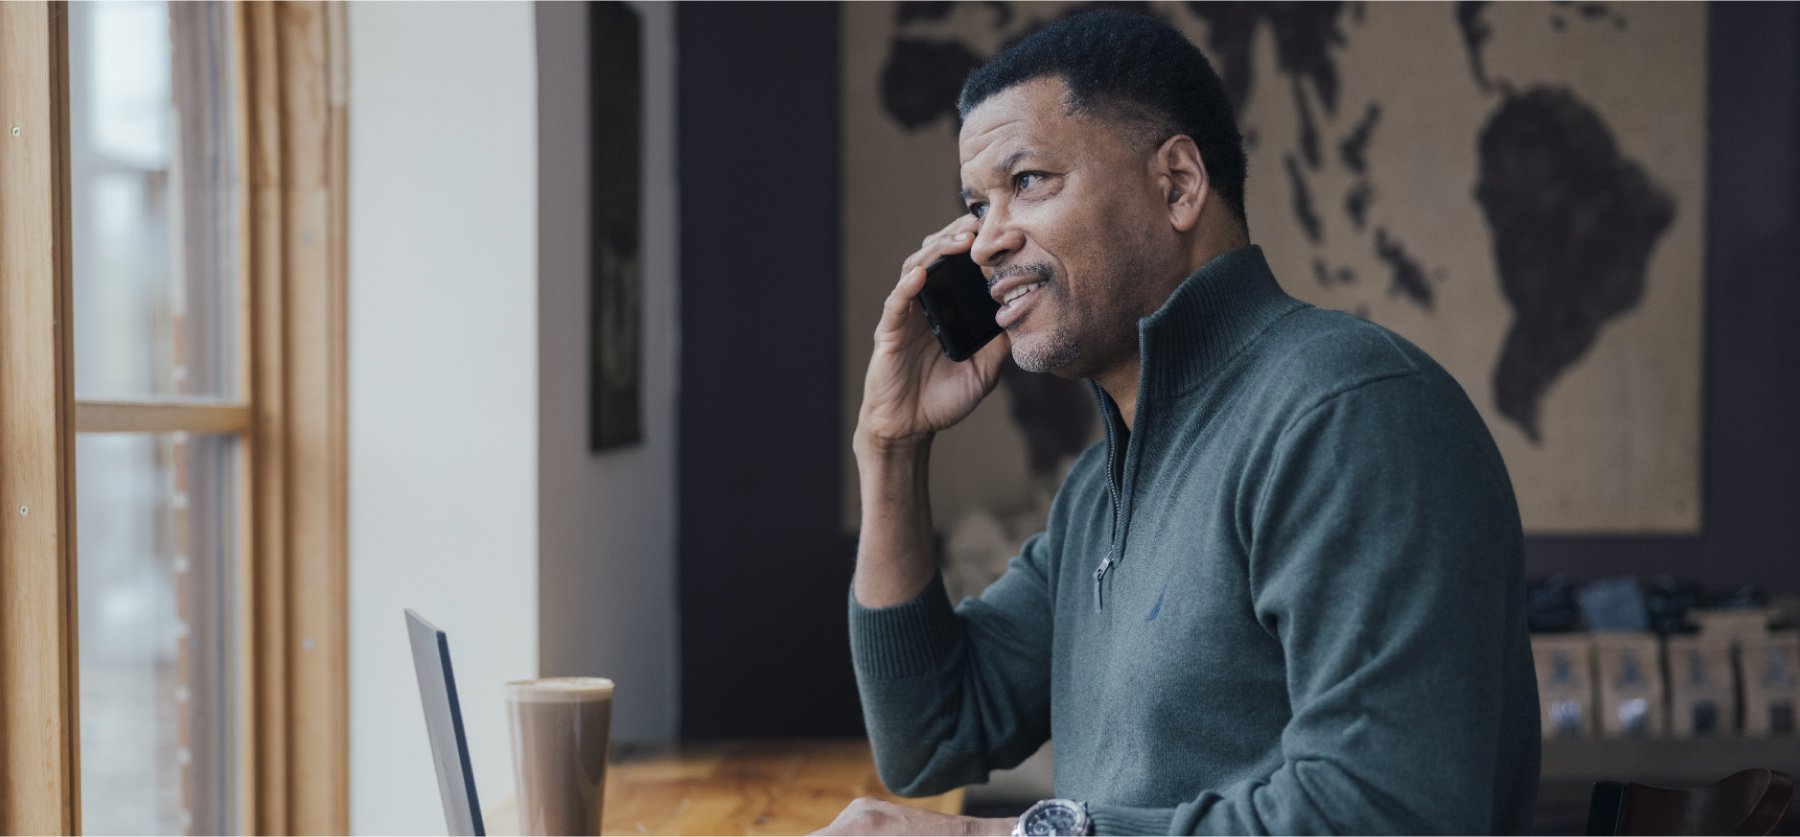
[1126,244,1304,402]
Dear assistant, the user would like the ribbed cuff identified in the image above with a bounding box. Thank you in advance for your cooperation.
[848,572,962,681]
[1087,803,1178,836]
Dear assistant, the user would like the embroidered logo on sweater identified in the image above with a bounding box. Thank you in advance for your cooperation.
[1145,588,1166,622]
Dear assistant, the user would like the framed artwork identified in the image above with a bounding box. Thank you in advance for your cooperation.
[590,0,644,451]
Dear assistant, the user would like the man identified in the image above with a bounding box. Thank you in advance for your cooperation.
[822,10,1539,836]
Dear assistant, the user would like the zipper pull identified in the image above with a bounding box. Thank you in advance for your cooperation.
[1093,548,1115,613]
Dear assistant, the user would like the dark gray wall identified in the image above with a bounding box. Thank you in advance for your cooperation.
[676,2,1800,737]
[676,2,861,737]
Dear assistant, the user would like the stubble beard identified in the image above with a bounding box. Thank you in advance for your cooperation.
[1007,277,1082,374]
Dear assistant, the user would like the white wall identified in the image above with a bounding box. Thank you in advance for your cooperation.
[535,2,680,742]
[347,3,540,834]
[347,2,682,832]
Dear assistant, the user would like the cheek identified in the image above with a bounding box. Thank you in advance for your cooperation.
[1055,235,1121,302]
[1019,182,1148,300]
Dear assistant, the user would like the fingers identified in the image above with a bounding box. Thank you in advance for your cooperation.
[920,214,980,250]
[900,216,982,276]
[875,216,982,350]
[874,265,928,342]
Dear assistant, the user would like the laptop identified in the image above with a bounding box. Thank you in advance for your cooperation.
[406,609,485,836]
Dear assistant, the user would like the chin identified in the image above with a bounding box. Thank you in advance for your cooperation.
[1009,329,1081,376]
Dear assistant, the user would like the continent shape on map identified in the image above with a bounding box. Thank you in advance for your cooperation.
[1475,85,1675,444]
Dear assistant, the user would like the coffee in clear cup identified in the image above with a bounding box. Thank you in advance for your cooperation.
[506,677,613,835]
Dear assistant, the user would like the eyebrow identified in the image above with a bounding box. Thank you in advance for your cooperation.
[958,148,1036,204]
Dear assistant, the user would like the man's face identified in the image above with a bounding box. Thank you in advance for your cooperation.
[958,77,1174,378]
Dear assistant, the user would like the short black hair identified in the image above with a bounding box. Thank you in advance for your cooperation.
[957,9,1249,223]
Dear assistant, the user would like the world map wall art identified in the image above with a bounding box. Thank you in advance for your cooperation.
[840,1,1704,537]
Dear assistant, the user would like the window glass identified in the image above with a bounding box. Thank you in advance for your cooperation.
[70,2,243,833]
[71,0,237,401]
[76,433,239,836]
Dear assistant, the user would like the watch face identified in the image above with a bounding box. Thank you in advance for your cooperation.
[1022,802,1083,836]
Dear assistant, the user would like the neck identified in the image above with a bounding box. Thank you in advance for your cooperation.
[1089,226,1248,430]
[1095,363,1140,431]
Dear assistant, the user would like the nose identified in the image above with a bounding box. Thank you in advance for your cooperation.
[970,206,1024,270]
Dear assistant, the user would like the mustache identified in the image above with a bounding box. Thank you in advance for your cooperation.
[987,262,1054,292]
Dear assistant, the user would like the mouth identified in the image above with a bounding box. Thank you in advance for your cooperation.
[992,275,1049,329]
[989,266,1051,305]
[1001,281,1046,305]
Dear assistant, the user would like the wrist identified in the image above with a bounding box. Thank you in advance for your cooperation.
[1013,799,1090,836]
[854,431,933,509]
[971,816,1020,836]
[852,425,933,463]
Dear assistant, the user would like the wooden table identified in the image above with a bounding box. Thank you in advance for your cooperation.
[485,739,965,836]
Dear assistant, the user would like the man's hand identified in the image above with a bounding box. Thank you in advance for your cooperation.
[854,216,1012,459]
[811,798,1016,836]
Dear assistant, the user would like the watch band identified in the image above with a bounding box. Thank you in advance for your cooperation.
[1012,798,1091,836]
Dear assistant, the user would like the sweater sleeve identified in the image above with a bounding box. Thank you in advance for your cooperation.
[848,531,1059,797]
[1117,374,1537,835]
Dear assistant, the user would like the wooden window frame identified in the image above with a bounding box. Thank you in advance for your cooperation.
[1,4,79,832]
[0,2,349,833]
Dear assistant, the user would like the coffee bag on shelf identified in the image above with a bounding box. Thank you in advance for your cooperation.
[1593,632,1666,738]
[1665,635,1735,736]
[1690,608,1778,645]
[1741,632,1800,737]
[1532,634,1596,738]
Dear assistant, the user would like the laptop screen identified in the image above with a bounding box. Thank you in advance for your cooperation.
[406,609,485,836]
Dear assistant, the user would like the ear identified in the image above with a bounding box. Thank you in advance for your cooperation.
[1154,134,1208,234]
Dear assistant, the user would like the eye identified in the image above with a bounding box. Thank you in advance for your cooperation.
[968,202,988,219]
[1013,171,1044,191]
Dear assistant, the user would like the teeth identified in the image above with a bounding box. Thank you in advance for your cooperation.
[1004,281,1044,305]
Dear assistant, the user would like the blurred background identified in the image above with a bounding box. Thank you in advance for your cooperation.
[51,1,1799,834]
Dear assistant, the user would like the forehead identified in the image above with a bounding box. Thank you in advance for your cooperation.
[958,77,1108,177]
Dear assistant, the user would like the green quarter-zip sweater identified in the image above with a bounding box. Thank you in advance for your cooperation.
[849,246,1540,835]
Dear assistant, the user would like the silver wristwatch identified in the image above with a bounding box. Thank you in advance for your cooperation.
[1012,798,1091,836]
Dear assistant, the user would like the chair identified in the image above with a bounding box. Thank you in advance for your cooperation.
[1586,768,1795,835]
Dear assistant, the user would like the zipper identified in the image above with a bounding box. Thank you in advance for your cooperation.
[1096,392,1124,613]
[1093,546,1116,613]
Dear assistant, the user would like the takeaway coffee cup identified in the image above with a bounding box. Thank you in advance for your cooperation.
[506,677,614,835]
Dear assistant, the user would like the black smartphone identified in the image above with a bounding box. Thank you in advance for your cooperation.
[916,251,1002,361]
